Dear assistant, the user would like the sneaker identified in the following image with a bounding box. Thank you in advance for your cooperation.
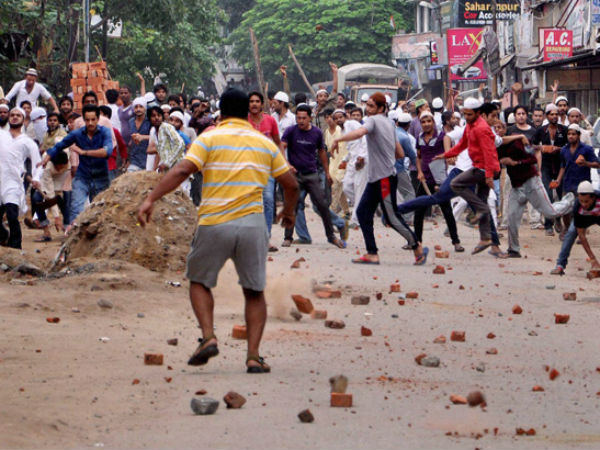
[507,249,522,258]
[281,239,292,247]
[550,265,565,275]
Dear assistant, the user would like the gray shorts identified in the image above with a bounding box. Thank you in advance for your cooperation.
[186,213,268,291]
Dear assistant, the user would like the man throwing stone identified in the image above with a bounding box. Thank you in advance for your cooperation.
[137,88,298,373]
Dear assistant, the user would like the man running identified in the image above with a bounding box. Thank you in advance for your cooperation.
[137,88,299,373]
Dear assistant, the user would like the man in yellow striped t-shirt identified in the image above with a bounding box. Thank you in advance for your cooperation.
[138,88,299,374]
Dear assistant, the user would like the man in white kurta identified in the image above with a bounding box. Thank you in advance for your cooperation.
[0,107,42,248]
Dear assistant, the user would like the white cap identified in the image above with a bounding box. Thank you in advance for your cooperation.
[385,94,392,105]
[545,103,558,113]
[453,112,461,119]
[567,107,581,115]
[30,107,47,121]
[361,93,369,102]
[507,112,515,124]
[10,107,25,117]
[388,110,398,120]
[432,97,444,109]
[316,89,328,96]
[577,181,595,194]
[555,96,568,105]
[144,92,156,103]
[419,111,434,120]
[333,109,345,116]
[160,104,171,112]
[25,68,38,77]
[397,112,412,123]
[568,123,581,133]
[0,104,9,111]
[169,111,184,122]
[463,97,482,110]
[132,97,147,109]
[274,91,289,103]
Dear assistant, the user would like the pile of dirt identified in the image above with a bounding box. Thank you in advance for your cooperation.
[53,171,197,272]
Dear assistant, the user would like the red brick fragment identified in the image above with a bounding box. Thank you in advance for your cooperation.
[433,335,446,344]
[554,314,570,324]
[291,294,314,314]
[486,347,498,355]
[487,333,496,339]
[562,292,576,301]
[434,245,442,251]
[532,385,544,392]
[467,391,485,407]
[325,320,345,329]
[415,353,427,365]
[450,394,467,404]
[132,379,140,385]
[310,310,327,320]
[398,300,405,305]
[224,391,246,409]
[512,305,523,314]
[232,324,247,339]
[435,251,449,258]
[164,377,172,383]
[315,290,332,299]
[406,292,419,299]
[331,393,353,407]
[433,265,446,274]
[549,368,560,380]
[390,283,401,293]
[376,292,383,300]
[144,353,163,365]
[450,331,465,342]
[361,326,372,337]
[46,317,60,323]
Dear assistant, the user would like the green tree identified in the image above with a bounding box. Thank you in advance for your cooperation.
[229,0,413,91]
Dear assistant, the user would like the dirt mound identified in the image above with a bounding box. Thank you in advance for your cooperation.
[54,171,197,272]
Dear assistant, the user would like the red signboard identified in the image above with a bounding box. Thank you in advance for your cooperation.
[447,28,487,81]
[542,29,573,62]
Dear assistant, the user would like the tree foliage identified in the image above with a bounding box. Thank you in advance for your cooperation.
[229,0,413,91]
[0,0,223,97]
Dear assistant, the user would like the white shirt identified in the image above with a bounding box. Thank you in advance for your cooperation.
[342,119,368,165]
[5,80,52,106]
[108,104,121,132]
[445,127,473,172]
[272,110,296,137]
[0,130,42,210]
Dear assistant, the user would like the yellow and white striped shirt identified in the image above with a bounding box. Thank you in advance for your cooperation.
[185,118,289,225]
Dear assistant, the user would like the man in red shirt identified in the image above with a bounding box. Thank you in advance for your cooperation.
[433,98,500,254]
[248,92,280,251]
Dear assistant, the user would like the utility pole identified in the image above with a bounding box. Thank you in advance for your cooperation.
[491,0,498,98]
[84,0,90,62]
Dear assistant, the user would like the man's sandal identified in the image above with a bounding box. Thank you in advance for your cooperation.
[187,337,219,366]
[246,355,271,374]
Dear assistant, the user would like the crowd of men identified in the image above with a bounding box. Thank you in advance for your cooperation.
[2,65,600,371]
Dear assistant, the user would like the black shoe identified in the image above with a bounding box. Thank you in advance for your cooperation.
[507,250,521,258]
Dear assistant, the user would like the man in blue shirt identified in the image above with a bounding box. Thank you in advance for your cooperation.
[42,104,112,225]
[127,97,151,171]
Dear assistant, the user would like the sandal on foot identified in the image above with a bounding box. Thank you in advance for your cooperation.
[414,247,429,266]
[281,239,292,247]
[454,244,465,252]
[352,255,380,265]
[329,237,347,249]
[34,236,52,242]
[246,356,271,374]
[187,338,219,366]
[472,242,492,255]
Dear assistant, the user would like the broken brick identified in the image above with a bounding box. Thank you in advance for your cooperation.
[167,338,178,346]
[397,300,405,305]
[450,331,465,342]
[390,284,401,293]
[298,409,314,423]
[376,292,383,300]
[532,385,544,392]
[516,428,536,436]
[450,394,467,404]
[164,377,172,383]
[232,324,247,339]
[195,389,207,395]
[351,295,370,305]
[415,353,427,365]
[325,320,345,329]
[467,391,485,407]
[549,369,560,380]
[486,348,498,355]
[487,333,496,339]
[310,310,327,320]
[435,251,449,258]
[291,294,314,314]
[433,265,446,274]
[132,379,140,385]
[406,292,419,299]
[46,317,60,323]
[554,314,570,324]
[433,335,446,344]
[331,393,353,407]
[361,326,372,337]
[562,292,576,301]
[315,290,332,299]
[223,391,246,409]
[512,305,523,314]
[144,353,163,365]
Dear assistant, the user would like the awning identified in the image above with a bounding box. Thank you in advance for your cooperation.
[518,50,594,71]
[500,54,515,70]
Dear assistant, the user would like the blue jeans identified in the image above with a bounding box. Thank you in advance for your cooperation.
[71,175,110,223]
[397,168,500,246]
[556,222,578,269]
[263,176,275,236]
[294,171,345,242]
